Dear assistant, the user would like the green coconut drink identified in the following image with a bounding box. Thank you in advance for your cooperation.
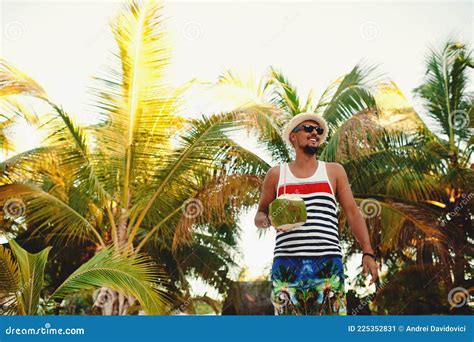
[269,194,307,231]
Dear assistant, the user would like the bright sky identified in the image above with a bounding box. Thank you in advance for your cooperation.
[1,0,472,297]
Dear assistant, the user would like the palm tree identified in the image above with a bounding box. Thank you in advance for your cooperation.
[411,41,473,286]
[346,42,472,294]
[0,0,269,314]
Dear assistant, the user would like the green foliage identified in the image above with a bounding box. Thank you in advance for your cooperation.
[50,246,170,315]
[0,240,171,315]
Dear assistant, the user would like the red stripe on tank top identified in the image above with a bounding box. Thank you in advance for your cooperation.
[277,182,332,196]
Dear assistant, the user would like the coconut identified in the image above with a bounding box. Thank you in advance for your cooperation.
[269,194,307,231]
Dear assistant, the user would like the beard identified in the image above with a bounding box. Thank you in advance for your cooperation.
[303,145,318,155]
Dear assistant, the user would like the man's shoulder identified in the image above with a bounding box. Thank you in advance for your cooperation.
[325,162,344,172]
[325,162,344,169]
[265,164,286,187]
[266,165,281,178]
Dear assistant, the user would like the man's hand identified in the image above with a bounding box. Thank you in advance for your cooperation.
[362,255,379,285]
[255,211,274,229]
[263,213,276,228]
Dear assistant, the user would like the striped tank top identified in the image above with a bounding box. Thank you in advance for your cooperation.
[273,161,343,258]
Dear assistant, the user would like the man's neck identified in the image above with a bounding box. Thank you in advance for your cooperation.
[293,151,317,169]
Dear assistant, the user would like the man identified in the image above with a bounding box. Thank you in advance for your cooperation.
[254,112,379,315]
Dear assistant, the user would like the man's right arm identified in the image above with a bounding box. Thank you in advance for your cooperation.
[254,166,279,229]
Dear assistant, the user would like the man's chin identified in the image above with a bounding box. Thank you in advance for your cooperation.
[303,145,318,155]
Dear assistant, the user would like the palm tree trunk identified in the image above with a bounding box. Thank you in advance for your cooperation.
[94,193,136,315]
[93,288,137,315]
[117,189,132,248]
[117,207,129,248]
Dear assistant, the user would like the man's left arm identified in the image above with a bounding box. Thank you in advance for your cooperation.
[332,163,379,285]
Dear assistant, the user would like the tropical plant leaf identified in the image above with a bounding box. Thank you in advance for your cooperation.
[49,246,171,314]
[413,41,473,144]
[0,183,105,247]
[317,63,380,131]
[267,67,303,116]
[340,197,451,261]
[0,59,46,98]
[127,112,269,246]
[171,173,263,250]
[90,0,182,207]
[8,239,51,315]
[0,243,20,314]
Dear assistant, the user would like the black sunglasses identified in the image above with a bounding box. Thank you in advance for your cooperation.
[292,124,324,135]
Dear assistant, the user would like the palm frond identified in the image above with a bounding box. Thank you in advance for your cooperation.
[42,104,112,204]
[268,66,303,116]
[90,0,181,208]
[0,148,57,185]
[8,239,51,315]
[127,112,269,246]
[323,125,444,202]
[213,70,292,162]
[0,59,46,98]
[340,197,450,260]
[320,108,385,163]
[49,246,171,314]
[174,230,238,294]
[0,243,20,315]
[217,70,271,100]
[413,41,473,144]
[317,62,381,132]
[232,104,290,163]
[0,96,39,125]
[143,219,240,298]
[172,173,263,250]
[0,86,41,153]
[0,183,105,247]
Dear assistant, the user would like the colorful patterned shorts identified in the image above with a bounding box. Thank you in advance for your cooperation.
[271,255,347,315]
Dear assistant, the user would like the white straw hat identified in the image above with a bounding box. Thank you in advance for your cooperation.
[282,112,329,147]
